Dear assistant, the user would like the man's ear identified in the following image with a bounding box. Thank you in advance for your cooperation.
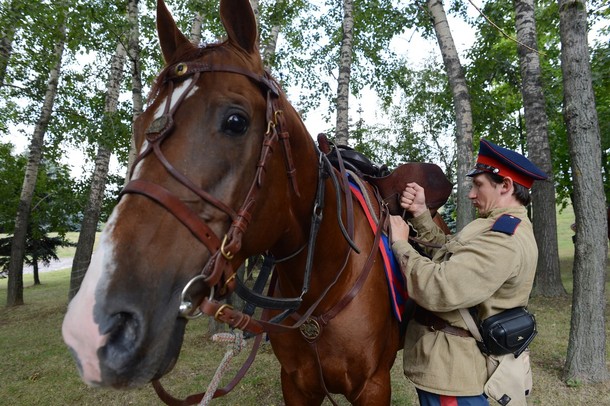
[501,177,514,194]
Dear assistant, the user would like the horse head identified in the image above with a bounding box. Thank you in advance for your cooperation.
[62,0,316,388]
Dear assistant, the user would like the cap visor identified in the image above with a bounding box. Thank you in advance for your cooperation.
[467,168,485,177]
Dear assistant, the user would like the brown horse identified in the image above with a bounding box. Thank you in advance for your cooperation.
[62,1,449,404]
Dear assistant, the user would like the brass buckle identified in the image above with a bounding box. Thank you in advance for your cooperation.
[214,304,234,322]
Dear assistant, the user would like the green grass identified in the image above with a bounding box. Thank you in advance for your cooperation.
[1,207,609,405]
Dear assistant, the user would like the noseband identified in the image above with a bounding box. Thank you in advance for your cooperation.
[120,60,299,314]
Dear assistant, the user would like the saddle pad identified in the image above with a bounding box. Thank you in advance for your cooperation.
[348,178,408,322]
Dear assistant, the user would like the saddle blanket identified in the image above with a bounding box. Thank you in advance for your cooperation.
[348,178,408,322]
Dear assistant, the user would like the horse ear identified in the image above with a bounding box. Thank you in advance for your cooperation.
[220,0,259,54]
[156,0,193,63]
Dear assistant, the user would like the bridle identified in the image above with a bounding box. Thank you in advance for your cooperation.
[120,60,300,313]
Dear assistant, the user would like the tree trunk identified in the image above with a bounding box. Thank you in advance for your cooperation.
[427,0,474,231]
[69,43,126,300]
[513,0,565,297]
[559,0,609,383]
[0,27,15,89]
[262,24,280,67]
[190,13,203,44]
[125,0,143,183]
[6,25,65,307]
[254,0,281,69]
[0,0,20,88]
[334,0,354,146]
[33,260,40,285]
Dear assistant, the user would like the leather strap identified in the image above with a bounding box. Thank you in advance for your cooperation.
[152,333,264,406]
[121,179,221,254]
[413,306,472,338]
[459,308,483,341]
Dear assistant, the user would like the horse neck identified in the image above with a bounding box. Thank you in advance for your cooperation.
[271,140,352,297]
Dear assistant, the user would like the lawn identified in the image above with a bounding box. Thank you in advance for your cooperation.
[0,206,609,405]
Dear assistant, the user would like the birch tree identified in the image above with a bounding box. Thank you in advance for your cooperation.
[426,0,474,230]
[513,0,565,296]
[335,0,354,146]
[0,0,22,88]
[125,0,143,182]
[7,16,67,307]
[69,43,126,299]
[559,0,609,383]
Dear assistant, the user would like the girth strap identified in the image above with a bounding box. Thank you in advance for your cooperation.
[234,258,302,311]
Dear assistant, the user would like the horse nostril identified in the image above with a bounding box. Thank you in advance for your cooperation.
[111,312,138,346]
[101,312,141,370]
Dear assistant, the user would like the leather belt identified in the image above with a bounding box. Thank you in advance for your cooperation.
[413,306,472,338]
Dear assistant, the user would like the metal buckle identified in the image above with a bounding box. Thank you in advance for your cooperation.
[214,303,234,322]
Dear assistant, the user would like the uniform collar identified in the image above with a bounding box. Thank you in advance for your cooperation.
[479,206,527,219]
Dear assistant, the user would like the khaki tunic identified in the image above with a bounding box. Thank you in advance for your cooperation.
[391,206,537,396]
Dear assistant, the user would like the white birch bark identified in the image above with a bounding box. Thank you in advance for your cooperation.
[334,0,354,146]
[427,0,474,231]
[69,43,126,299]
[190,13,203,44]
[125,0,143,183]
[7,25,65,306]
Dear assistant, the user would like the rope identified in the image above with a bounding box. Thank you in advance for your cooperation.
[466,0,547,57]
[199,331,247,406]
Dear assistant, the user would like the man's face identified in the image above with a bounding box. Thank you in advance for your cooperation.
[468,174,501,216]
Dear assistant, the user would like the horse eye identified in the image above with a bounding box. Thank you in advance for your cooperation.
[223,114,249,136]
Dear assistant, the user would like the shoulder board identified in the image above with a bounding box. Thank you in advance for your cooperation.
[490,214,522,235]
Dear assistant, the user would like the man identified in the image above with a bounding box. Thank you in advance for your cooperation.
[389,139,547,405]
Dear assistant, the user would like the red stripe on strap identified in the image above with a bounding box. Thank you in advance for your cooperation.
[349,184,402,321]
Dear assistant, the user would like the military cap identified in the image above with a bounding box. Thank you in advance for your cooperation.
[467,138,548,188]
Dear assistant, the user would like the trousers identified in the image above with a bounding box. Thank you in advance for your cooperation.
[416,388,489,406]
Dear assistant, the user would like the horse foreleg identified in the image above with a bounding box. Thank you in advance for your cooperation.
[348,369,392,406]
[280,367,325,406]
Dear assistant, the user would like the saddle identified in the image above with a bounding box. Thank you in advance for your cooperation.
[317,134,453,216]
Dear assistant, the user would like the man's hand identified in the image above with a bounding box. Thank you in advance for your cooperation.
[389,215,410,244]
[400,182,428,218]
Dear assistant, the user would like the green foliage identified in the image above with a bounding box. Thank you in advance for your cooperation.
[462,0,610,208]
[0,142,84,234]
[269,0,410,124]
[375,58,455,178]
[0,232,75,273]
[0,143,24,232]
[439,194,456,233]
[0,0,608,239]
[467,1,523,148]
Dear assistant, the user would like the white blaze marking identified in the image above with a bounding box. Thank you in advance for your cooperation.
[61,207,122,384]
[131,78,199,179]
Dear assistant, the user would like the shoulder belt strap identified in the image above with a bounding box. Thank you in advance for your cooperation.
[491,214,521,235]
